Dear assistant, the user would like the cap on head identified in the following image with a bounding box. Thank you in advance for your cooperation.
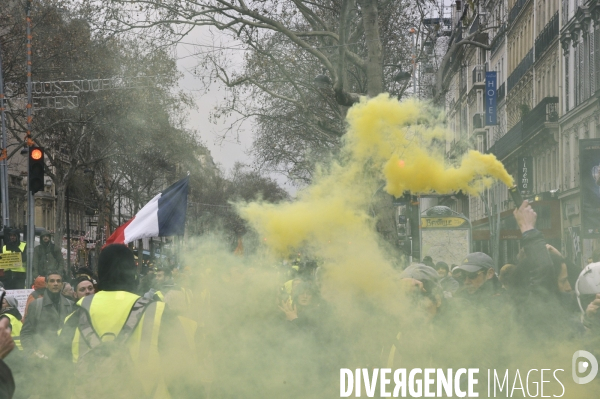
[435,261,449,272]
[400,264,442,294]
[72,275,94,290]
[401,264,440,282]
[40,230,51,238]
[421,256,435,267]
[455,252,494,273]
[33,276,46,290]
[4,296,17,309]
[575,262,600,313]
[98,244,137,292]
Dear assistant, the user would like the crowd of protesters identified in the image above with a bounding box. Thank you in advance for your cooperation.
[0,236,198,399]
[273,201,600,394]
[0,200,596,397]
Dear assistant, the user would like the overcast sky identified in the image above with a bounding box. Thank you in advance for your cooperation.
[176,27,252,174]
[175,27,298,195]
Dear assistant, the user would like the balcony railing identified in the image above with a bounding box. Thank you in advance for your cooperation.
[472,65,486,86]
[522,97,559,140]
[509,0,531,24]
[535,12,559,60]
[508,49,534,92]
[497,82,506,102]
[490,23,507,54]
[488,121,522,160]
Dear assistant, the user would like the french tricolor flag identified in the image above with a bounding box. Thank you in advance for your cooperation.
[105,176,189,246]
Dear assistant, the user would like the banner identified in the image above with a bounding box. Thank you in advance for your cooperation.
[580,139,600,237]
[518,156,534,196]
[485,71,497,125]
[0,253,22,270]
[5,289,33,316]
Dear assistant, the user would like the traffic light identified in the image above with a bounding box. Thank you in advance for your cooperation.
[28,147,44,194]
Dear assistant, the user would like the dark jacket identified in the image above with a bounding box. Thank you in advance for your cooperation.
[20,290,73,356]
[515,229,581,339]
[0,359,14,399]
[32,241,64,278]
[519,229,557,295]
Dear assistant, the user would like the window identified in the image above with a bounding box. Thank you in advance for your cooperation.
[575,44,579,106]
[574,132,580,186]
[591,24,596,94]
[552,64,556,97]
[580,38,585,103]
[551,148,556,189]
[596,24,600,93]
[565,136,570,187]
[565,53,570,111]
[546,152,551,191]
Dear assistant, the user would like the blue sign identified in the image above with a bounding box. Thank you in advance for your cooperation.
[485,71,497,125]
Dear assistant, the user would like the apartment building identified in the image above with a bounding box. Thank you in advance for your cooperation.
[442,0,563,265]
[559,0,600,264]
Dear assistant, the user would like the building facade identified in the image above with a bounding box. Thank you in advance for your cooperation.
[558,0,600,265]
[443,0,566,266]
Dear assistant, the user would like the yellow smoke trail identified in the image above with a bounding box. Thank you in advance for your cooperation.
[240,94,512,257]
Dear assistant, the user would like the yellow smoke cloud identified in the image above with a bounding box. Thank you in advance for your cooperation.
[239,94,513,256]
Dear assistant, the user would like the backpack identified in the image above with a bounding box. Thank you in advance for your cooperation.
[70,296,156,399]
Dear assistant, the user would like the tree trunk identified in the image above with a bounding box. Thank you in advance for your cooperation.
[358,0,383,97]
[54,180,66,249]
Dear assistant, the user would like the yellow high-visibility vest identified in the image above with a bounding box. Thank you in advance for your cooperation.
[2,314,22,350]
[2,243,26,272]
[64,291,169,398]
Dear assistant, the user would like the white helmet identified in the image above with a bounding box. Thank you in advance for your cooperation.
[575,262,600,313]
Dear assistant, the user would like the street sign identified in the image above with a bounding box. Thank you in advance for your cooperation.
[0,252,22,269]
[518,156,534,195]
[421,217,469,228]
[485,71,498,125]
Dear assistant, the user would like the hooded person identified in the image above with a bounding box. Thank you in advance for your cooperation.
[32,230,65,279]
[2,229,26,290]
[58,244,201,399]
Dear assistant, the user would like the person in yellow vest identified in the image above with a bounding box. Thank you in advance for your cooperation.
[58,244,201,399]
[0,297,22,351]
[2,229,26,290]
